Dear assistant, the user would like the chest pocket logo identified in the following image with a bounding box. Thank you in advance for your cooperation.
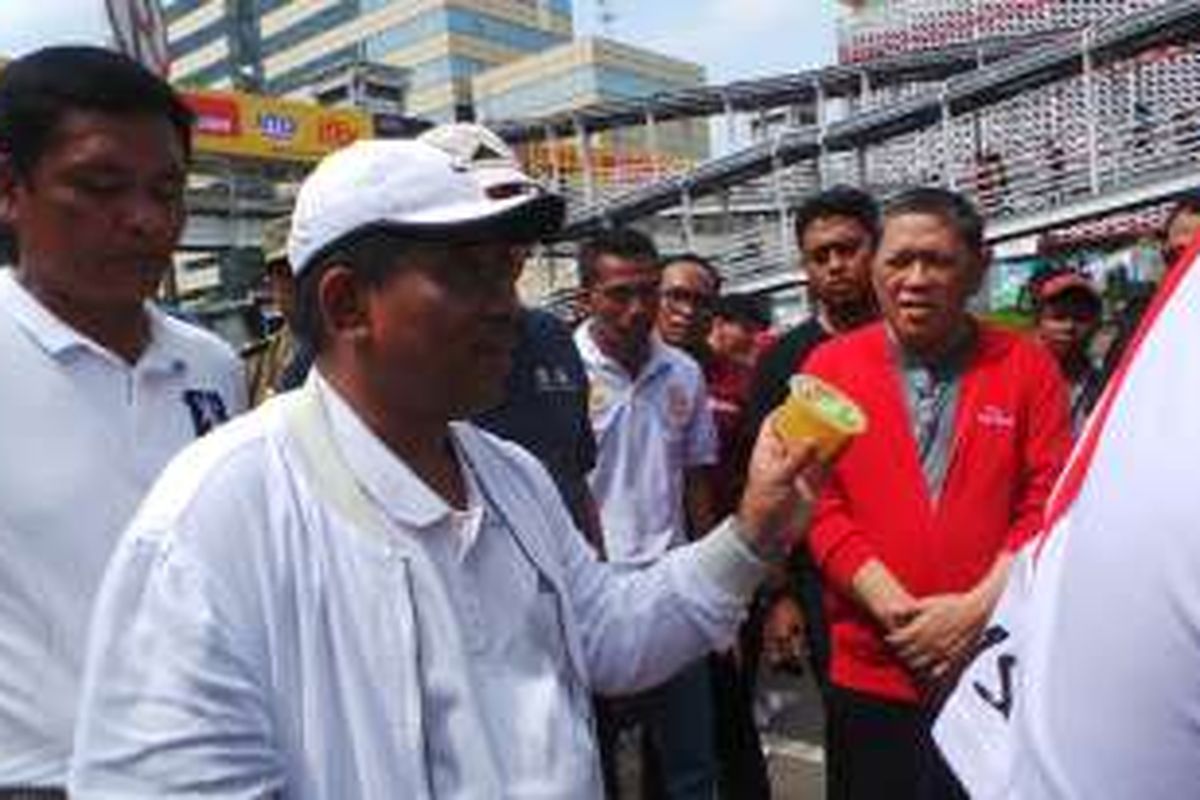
[587,381,610,418]
[666,383,691,429]
[183,389,229,436]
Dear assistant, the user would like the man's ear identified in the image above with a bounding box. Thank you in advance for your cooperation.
[969,248,993,296]
[317,265,372,346]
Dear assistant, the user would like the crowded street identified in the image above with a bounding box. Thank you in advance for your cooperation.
[2,2,1200,799]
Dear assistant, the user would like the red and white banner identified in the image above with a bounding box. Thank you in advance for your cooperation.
[105,0,170,77]
[935,239,1200,797]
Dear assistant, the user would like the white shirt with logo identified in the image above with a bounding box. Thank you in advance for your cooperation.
[0,268,245,786]
[68,373,765,799]
[575,324,719,564]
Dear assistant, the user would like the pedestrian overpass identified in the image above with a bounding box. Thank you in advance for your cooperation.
[485,1,1200,297]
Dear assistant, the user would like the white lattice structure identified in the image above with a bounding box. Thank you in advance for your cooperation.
[834,0,1200,234]
[837,0,1167,64]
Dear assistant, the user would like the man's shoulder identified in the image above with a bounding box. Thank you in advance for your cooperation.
[153,308,241,372]
[518,309,583,369]
[805,322,887,370]
[523,307,572,340]
[976,323,1057,375]
[656,340,705,384]
[133,404,281,535]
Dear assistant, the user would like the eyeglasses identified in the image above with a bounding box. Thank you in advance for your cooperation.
[661,287,716,311]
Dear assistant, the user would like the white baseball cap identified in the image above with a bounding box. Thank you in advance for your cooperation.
[418,122,536,196]
[287,138,564,276]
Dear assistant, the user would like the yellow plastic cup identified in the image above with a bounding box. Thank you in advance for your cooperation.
[772,374,868,462]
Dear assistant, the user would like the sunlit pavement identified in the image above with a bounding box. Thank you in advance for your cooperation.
[760,667,826,799]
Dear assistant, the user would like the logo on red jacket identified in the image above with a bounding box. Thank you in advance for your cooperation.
[978,404,1016,429]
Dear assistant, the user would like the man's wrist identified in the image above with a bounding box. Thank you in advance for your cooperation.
[734,513,791,565]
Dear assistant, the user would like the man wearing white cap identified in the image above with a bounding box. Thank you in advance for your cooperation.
[69,138,823,798]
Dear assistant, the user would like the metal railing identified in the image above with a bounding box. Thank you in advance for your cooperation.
[512,1,1200,297]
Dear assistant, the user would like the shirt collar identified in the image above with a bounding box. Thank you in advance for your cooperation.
[0,268,185,374]
[314,370,484,556]
[889,319,977,380]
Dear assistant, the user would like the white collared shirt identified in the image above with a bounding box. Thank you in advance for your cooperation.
[0,268,245,786]
[575,324,719,563]
[321,377,599,798]
[69,372,765,799]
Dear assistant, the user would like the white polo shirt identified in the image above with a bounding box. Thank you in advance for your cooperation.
[575,323,719,564]
[0,268,245,786]
[69,373,766,799]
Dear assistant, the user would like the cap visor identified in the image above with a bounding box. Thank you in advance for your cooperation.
[402,191,565,243]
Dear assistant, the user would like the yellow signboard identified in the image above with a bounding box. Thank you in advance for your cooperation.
[185,90,372,163]
[0,58,369,164]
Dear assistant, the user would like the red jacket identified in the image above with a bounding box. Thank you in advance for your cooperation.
[804,322,1071,703]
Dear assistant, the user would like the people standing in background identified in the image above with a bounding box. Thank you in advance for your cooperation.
[742,186,882,692]
[804,188,1071,800]
[0,46,246,794]
[69,137,822,800]
[1099,194,1200,386]
[577,230,721,800]
[1029,268,1104,433]
[244,215,301,405]
[709,293,772,368]
[656,255,772,799]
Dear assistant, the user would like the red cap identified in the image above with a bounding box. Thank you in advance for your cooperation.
[1037,272,1100,304]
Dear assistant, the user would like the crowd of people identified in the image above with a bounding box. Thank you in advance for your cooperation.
[3,43,1200,800]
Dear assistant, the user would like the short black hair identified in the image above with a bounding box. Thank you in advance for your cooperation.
[662,252,722,293]
[883,187,986,255]
[292,230,411,352]
[0,46,194,180]
[578,227,659,287]
[1165,192,1200,234]
[714,293,771,329]
[793,186,881,246]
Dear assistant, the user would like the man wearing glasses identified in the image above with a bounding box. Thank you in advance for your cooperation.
[575,230,720,799]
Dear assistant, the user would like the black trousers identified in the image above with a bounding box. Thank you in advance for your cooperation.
[710,649,771,800]
[825,686,967,800]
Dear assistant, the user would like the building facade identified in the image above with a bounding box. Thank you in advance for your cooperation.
[165,0,574,121]
[475,38,710,185]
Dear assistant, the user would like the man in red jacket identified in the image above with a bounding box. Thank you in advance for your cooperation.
[803,188,1071,800]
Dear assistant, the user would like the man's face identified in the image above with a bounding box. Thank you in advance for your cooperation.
[1163,209,1200,270]
[874,212,983,355]
[0,110,186,309]
[1036,294,1100,365]
[801,215,875,311]
[709,317,760,363]
[586,253,660,356]
[657,259,718,351]
[364,241,522,418]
